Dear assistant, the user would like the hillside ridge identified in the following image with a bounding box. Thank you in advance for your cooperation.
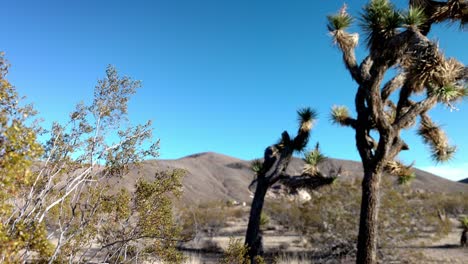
[115,152,468,203]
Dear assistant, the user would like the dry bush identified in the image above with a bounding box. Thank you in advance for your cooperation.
[221,238,266,264]
[177,201,229,238]
[265,176,462,259]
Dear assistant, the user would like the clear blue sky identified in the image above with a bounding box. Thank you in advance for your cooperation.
[2,0,467,180]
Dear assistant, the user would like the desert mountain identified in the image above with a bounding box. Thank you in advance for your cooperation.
[110,152,468,204]
[459,178,468,184]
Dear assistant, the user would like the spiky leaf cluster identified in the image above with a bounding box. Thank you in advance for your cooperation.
[327,12,353,32]
[398,173,416,185]
[403,7,427,28]
[327,6,359,51]
[417,118,456,162]
[303,143,326,176]
[428,83,468,107]
[251,159,263,176]
[293,107,316,151]
[404,41,466,93]
[297,107,317,130]
[384,160,416,185]
[360,0,402,49]
[330,105,351,126]
[460,216,468,229]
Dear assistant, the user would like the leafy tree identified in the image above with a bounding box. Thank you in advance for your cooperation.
[0,52,51,262]
[244,108,337,261]
[326,1,467,263]
[0,53,184,263]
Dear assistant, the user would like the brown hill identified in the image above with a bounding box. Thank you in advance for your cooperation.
[112,152,468,204]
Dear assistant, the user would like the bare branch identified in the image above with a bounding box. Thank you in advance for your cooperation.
[381,73,406,102]
[279,173,337,193]
[394,95,438,129]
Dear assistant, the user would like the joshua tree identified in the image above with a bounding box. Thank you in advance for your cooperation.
[327,1,467,263]
[244,108,337,261]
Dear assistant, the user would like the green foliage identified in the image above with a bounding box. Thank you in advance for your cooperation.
[459,216,468,229]
[251,159,263,176]
[259,212,270,228]
[221,238,266,264]
[397,172,416,185]
[327,6,353,32]
[403,7,427,28]
[293,107,317,151]
[297,107,317,124]
[429,83,468,106]
[304,143,326,167]
[0,53,48,260]
[360,0,402,48]
[384,160,416,185]
[302,143,326,176]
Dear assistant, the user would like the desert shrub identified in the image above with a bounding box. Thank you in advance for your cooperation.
[0,54,183,263]
[259,212,270,228]
[221,238,266,264]
[438,193,468,216]
[266,180,361,247]
[227,207,245,219]
[434,217,452,239]
[459,216,468,229]
[265,176,456,255]
[178,201,228,238]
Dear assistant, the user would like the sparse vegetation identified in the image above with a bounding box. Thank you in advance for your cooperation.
[178,201,230,239]
[265,176,463,260]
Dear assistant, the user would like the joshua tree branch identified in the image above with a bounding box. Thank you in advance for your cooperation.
[411,0,468,35]
[279,173,337,192]
[367,64,391,131]
[341,45,363,84]
[394,96,438,129]
[332,30,363,84]
[381,73,406,102]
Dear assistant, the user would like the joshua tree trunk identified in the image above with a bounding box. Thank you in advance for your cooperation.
[245,178,268,260]
[357,168,382,264]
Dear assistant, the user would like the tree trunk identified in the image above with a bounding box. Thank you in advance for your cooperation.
[461,228,467,247]
[356,168,382,264]
[245,178,269,262]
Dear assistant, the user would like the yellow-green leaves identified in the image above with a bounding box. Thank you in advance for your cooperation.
[0,53,47,260]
